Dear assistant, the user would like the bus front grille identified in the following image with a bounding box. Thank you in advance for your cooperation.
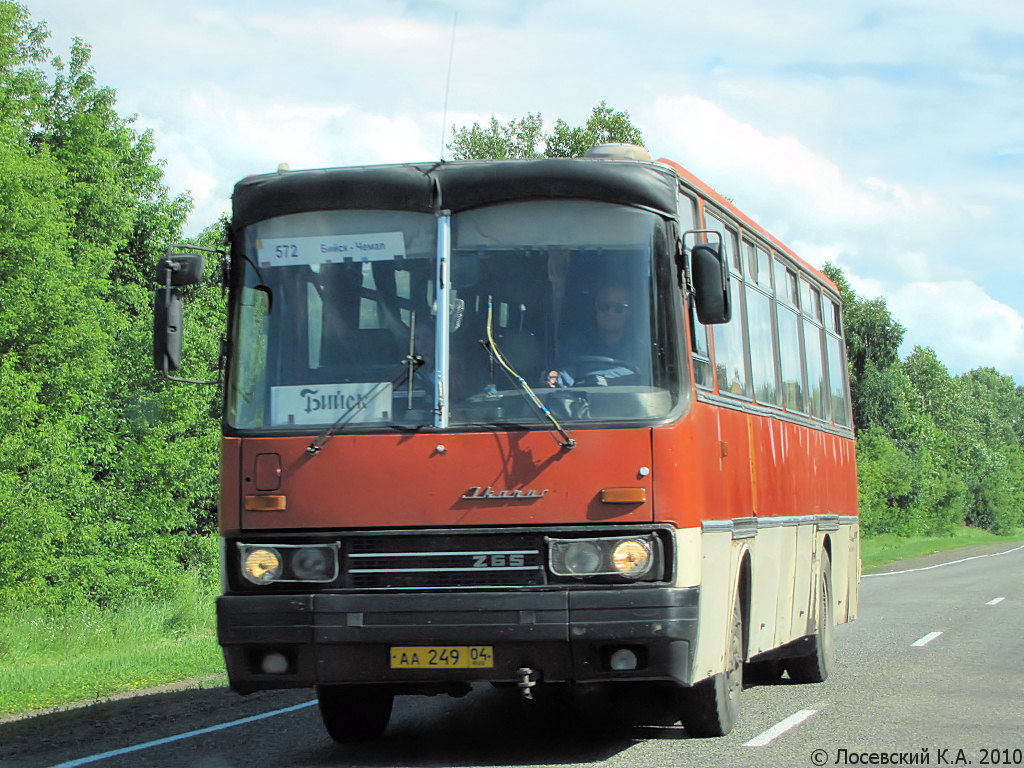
[342,532,547,589]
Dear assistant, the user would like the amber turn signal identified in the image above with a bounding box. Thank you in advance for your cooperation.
[600,487,647,504]
[244,494,287,511]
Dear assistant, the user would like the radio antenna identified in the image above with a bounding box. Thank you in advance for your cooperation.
[439,11,457,160]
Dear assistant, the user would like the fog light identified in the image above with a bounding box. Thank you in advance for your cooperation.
[261,652,289,674]
[291,546,332,580]
[562,541,603,575]
[609,648,639,671]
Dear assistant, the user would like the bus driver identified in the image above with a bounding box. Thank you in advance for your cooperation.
[548,283,646,387]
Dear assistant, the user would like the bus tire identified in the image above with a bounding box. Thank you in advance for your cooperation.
[786,550,834,683]
[678,595,743,737]
[316,684,394,743]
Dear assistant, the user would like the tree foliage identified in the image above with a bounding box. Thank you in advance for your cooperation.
[448,100,644,160]
[826,263,1024,538]
[0,2,220,613]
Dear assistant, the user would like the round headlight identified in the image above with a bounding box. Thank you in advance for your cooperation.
[563,541,603,575]
[243,547,282,584]
[291,546,333,580]
[612,539,652,578]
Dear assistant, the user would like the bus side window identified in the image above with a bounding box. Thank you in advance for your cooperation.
[825,296,851,426]
[704,211,749,398]
[691,312,713,389]
[775,257,806,413]
[744,239,780,406]
[679,192,713,389]
[801,278,830,421]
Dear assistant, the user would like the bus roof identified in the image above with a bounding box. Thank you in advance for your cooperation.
[232,157,677,232]
[232,154,837,294]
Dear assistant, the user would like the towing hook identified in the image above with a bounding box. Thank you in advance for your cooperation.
[516,667,538,700]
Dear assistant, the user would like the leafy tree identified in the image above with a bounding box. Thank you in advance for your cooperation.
[543,101,644,158]
[0,2,216,612]
[449,101,643,160]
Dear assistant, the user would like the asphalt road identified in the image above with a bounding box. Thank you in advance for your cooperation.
[3,542,1022,768]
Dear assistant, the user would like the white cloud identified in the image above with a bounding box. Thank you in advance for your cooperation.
[22,0,1024,382]
[890,281,1024,375]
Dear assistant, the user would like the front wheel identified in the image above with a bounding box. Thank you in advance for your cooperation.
[317,684,394,743]
[678,595,743,737]
[786,550,834,683]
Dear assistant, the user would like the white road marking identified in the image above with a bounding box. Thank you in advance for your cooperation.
[986,596,1005,605]
[46,700,317,768]
[864,544,1024,578]
[743,709,818,747]
[911,631,943,647]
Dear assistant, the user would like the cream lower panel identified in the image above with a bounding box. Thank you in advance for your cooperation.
[671,520,860,684]
[825,520,860,624]
[745,524,795,656]
[680,525,744,682]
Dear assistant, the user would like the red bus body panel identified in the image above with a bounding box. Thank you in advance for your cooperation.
[222,403,856,535]
[224,428,656,533]
[652,402,857,531]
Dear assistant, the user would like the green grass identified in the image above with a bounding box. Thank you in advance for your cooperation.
[0,573,225,718]
[860,526,1024,573]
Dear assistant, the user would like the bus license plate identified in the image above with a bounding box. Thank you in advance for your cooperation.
[390,646,494,669]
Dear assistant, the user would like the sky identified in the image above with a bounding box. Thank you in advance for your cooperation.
[22,0,1024,381]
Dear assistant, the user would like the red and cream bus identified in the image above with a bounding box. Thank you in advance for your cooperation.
[155,144,858,741]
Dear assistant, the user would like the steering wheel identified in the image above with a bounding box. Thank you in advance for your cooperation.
[571,356,641,386]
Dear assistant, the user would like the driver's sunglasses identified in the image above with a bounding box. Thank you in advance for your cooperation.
[597,301,629,314]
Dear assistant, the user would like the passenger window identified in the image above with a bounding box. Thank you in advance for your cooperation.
[704,211,741,276]
[756,246,771,287]
[803,319,830,420]
[746,284,780,406]
[743,240,757,280]
[827,334,850,426]
[691,313,713,389]
[712,279,750,397]
[775,258,798,306]
[777,302,805,413]
[704,210,749,397]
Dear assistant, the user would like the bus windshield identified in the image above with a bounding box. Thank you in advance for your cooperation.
[226,201,681,431]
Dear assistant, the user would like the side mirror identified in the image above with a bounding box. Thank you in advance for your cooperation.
[153,287,183,371]
[155,252,204,287]
[151,244,222,383]
[691,243,731,325]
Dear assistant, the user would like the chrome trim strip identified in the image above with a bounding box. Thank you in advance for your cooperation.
[816,514,841,531]
[731,517,758,539]
[349,550,537,559]
[349,566,540,574]
[701,514,860,539]
[702,520,734,533]
[694,389,854,438]
[433,210,451,429]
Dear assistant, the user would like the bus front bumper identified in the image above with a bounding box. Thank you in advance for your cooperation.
[217,587,699,693]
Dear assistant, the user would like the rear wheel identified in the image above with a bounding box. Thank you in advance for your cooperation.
[316,684,394,743]
[786,550,834,683]
[678,595,743,737]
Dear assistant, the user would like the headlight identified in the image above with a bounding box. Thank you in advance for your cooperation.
[237,542,339,585]
[612,539,653,578]
[242,547,283,584]
[548,535,660,581]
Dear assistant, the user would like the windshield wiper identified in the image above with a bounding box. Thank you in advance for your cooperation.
[482,296,575,450]
[305,360,422,456]
[307,315,425,456]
